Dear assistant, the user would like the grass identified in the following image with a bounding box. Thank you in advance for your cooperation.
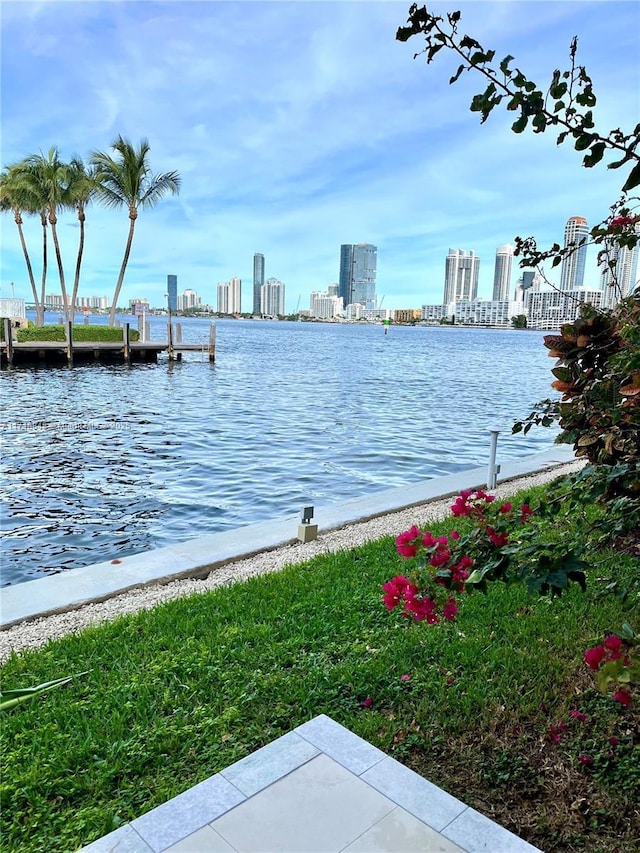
[1,484,639,853]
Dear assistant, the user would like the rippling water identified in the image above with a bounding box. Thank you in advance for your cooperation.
[0,316,560,585]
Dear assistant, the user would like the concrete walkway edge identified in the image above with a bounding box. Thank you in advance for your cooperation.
[0,446,576,629]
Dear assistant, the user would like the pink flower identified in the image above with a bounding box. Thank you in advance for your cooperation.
[520,504,534,523]
[442,598,458,621]
[604,635,623,652]
[584,645,606,670]
[499,502,512,514]
[362,697,373,708]
[612,688,632,708]
[578,754,594,765]
[548,724,564,743]
[450,530,460,540]
[405,594,438,623]
[400,674,411,681]
[610,215,636,228]
[486,526,509,547]
[570,709,587,722]
[396,526,422,558]
[382,575,416,611]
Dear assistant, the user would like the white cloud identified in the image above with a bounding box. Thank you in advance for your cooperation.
[1,0,638,310]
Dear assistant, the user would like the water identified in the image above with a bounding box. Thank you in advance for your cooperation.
[0,316,559,585]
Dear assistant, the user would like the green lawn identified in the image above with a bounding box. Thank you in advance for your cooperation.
[1,484,638,853]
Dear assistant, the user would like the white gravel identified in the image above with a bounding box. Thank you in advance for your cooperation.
[0,461,583,662]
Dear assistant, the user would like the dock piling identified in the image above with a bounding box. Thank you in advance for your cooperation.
[3,319,14,367]
[209,322,216,362]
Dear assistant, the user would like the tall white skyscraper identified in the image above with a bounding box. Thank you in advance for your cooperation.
[599,225,640,309]
[261,278,285,316]
[492,244,514,301]
[443,249,480,304]
[560,216,589,291]
[217,277,241,314]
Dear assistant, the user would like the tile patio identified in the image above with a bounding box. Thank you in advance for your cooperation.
[79,715,541,853]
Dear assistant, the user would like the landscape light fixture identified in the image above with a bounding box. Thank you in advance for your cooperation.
[298,505,318,543]
[487,427,501,490]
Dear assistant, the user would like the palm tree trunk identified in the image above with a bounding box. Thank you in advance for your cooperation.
[49,214,69,322]
[109,212,136,326]
[70,209,85,319]
[39,213,48,326]
[14,213,41,324]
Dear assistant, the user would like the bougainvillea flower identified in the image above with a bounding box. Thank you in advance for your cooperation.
[442,598,458,621]
[604,635,623,652]
[396,526,422,558]
[612,688,632,708]
[583,645,607,670]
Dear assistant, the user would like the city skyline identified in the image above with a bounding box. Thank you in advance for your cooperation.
[1,2,637,309]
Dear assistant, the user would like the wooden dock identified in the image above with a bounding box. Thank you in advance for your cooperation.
[0,320,216,367]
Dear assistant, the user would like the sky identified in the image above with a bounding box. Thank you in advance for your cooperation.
[1,0,639,312]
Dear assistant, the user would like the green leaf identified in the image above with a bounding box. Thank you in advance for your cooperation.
[499,54,514,74]
[549,81,568,99]
[511,114,528,133]
[621,161,640,192]
[0,672,88,712]
[449,64,465,85]
[574,133,594,151]
[583,142,606,168]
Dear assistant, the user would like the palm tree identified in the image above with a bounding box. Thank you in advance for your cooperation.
[24,148,71,320]
[0,165,44,324]
[67,157,98,319]
[91,137,181,325]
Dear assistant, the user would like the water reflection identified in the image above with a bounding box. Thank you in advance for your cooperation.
[0,318,559,584]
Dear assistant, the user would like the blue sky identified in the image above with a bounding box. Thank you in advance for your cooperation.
[1,0,638,312]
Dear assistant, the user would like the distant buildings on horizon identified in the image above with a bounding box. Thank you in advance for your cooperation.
[37,216,638,331]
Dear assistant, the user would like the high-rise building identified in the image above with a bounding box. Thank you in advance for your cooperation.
[442,249,480,304]
[338,244,377,308]
[253,253,265,314]
[514,270,542,303]
[167,275,178,311]
[177,289,201,311]
[492,244,514,301]
[217,277,242,314]
[261,278,285,316]
[559,217,589,291]
[310,290,344,319]
[599,225,640,309]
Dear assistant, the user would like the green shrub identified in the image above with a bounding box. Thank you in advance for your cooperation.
[15,325,140,343]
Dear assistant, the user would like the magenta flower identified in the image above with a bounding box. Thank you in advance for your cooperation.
[604,635,623,652]
[520,504,534,523]
[570,709,587,722]
[362,697,373,708]
[442,598,458,621]
[396,526,422,558]
[578,754,594,765]
[400,674,411,681]
[583,645,606,670]
[612,688,632,708]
